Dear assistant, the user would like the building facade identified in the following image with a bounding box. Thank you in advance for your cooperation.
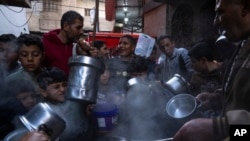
[143,0,218,48]
[26,0,115,33]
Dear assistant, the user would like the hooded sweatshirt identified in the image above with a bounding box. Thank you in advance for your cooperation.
[43,29,73,76]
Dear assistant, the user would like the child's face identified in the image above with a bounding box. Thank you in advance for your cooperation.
[0,42,18,68]
[16,92,37,110]
[18,44,44,72]
[100,44,109,58]
[100,70,109,85]
[191,57,206,72]
[43,82,67,103]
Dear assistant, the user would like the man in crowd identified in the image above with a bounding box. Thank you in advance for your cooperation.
[173,0,250,141]
[43,10,99,76]
[157,35,194,83]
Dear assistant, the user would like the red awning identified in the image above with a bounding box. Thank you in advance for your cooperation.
[87,32,140,49]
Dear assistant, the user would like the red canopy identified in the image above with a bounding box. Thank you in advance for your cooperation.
[87,32,140,49]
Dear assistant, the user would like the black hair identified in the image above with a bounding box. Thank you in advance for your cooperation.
[121,35,137,46]
[17,34,44,52]
[93,40,106,50]
[60,10,84,29]
[157,35,174,44]
[5,78,36,97]
[128,55,148,74]
[37,67,67,90]
[0,34,18,50]
[188,41,214,61]
[0,34,17,42]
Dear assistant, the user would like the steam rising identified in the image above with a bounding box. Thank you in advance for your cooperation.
[109,78,180,140]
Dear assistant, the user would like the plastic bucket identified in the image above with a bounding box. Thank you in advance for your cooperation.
[92,103,118,132]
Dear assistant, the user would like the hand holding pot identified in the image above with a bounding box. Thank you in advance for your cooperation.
[196,92,220,111]
[76,39,91,55]
[20,131,50,141]
[173,118,213,141]
[76,39,100,57]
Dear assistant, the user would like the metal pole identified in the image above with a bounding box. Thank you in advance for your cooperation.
[92,0,99,46]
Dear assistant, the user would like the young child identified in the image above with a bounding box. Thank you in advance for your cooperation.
[5,78,38,112]
[36,67,67,103]
[36,67,94,141]
[188,41,223,96]
[0,78,37,139]
[0,34,21,76]
[6,34,45,97]
[93,40,110,61]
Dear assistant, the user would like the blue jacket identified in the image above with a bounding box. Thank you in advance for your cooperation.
[158,48,194,83]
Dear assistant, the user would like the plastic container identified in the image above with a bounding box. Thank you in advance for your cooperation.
[134,33,156,58]
[92,103,118,131]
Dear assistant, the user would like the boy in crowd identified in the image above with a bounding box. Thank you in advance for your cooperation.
[93,40,110,61]
[6,34,45,97]
[37,67,67,103]
[188,41,223,97]
[0,34,21,76]
[36,67,94,141]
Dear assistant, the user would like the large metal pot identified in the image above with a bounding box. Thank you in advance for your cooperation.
[163,74,189,95]
[165,94,201,119]
[19,102,66,141]
[66,56,105,103]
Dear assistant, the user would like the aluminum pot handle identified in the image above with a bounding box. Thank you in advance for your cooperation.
[38,124,53,137]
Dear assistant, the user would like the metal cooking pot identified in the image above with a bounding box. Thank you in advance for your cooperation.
[165,94,202,119]
[19,102,66,141]
[66,56,105,103]
[163,74,189,95]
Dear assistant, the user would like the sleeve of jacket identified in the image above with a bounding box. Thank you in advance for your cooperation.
[213,110,250,141]
[179,48,194,81]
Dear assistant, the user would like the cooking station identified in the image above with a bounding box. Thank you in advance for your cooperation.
[4,56,202,141]
[94,75,199,141]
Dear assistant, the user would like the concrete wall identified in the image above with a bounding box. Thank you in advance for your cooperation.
[26,0,114,33]
[144,4,166,37]
[143,0,218,47]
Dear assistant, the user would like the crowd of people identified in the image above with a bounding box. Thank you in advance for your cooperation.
[1,0,250,140]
